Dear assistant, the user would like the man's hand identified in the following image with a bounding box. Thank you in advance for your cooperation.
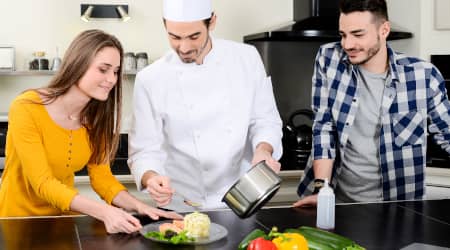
[251,142,281,173]
[292,194,318,207]
[142,172,175,207]
[135,202,183,221]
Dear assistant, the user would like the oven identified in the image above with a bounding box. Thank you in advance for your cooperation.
[429,55,450,168]
[0,113,7,170]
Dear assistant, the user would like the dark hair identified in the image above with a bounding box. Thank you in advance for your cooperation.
[203,12,214,28]
[339,0,389,22]
[37,29,123,165]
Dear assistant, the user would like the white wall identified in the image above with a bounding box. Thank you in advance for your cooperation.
[1,0,450,115]
[0,0,293,68]
[386,0,421,57]
[0,0,292,116]
[419,0,450,60]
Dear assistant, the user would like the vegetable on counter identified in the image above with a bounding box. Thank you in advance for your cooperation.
[247,237,277,250]
[286,226,365,250]
[271,232,308,250]
[238,226,365,250]
[238,229,268,250]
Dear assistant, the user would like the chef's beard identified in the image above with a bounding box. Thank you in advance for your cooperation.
[346,35,381,66]
[178,35,210,64]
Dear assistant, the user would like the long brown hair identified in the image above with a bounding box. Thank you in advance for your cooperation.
[37,29,124,165]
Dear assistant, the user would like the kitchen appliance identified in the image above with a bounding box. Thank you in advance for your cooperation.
[244,0,413,170]
[0,113,8,170]
[244,0,413,42]
[280,109,313,170]
[243,39,321,169]
[222,161,281,218]
[428,55,450,168]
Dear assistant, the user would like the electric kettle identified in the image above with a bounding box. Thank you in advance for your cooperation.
[281,109,314,169]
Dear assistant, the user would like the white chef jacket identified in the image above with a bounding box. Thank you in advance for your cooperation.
[128,38,282,211]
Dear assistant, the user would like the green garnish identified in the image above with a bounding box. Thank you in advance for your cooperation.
[145,230,195,244]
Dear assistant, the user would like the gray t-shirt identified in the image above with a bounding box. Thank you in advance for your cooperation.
[336,66,391,203]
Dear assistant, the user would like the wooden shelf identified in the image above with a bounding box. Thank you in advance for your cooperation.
[0,70,56,76]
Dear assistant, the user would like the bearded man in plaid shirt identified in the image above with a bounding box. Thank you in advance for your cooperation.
[294,0,450,206]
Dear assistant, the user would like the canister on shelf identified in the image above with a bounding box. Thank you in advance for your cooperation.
[29,51,49,71]
[136,52,148,71]
[124,52,136,72]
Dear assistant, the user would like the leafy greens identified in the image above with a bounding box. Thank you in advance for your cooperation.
[145,230,195,244]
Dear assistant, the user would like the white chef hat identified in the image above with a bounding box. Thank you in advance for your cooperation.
[163,0,212,22]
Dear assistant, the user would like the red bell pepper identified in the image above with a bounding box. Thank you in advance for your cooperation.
[247,237,277,250]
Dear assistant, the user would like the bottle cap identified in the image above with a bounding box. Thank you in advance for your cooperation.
[319,178,334,195]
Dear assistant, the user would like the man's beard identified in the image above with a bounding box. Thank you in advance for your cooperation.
[347,35,381,65]
[177,35,210,63]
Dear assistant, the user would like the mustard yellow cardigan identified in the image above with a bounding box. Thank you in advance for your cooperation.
[0,91,126,216]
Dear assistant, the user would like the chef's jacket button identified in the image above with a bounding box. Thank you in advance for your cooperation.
[345,122,349,126]
[352,98,357,102]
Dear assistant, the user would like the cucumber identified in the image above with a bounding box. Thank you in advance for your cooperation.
[299,226,365,250]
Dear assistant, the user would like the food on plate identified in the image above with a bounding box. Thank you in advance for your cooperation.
[144,212,215,244]
[184,211,211,237]
[159,221,183,234]
[240,226,365,250]
[173,219,184,230]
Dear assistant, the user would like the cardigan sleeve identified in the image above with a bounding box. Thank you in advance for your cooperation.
[8,99,78,212]
[87,163,127,204]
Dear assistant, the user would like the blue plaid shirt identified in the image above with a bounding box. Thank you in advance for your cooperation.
[297,42,450,200]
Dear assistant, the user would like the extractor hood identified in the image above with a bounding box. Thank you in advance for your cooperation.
[244,0,413,42]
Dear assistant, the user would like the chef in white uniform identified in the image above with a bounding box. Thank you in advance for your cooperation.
[128,0,283,211]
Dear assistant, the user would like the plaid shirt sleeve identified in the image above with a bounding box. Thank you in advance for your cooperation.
[427,66,450,153]
[311,46,337,160]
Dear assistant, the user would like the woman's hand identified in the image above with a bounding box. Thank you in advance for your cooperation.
[101,205,143,234]
[136,202,183,221]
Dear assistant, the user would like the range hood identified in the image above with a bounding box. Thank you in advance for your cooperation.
[244,0,413,42]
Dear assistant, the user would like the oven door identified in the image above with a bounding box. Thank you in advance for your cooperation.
[0,121,7,170]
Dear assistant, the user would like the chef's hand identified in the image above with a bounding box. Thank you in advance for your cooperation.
[142,171,175,207]
[292,194,318,207]
[252,142,281,173]
[136,202,183,221]
[101,205,143,234]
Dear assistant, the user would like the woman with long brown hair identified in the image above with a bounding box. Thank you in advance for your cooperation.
[0,29,181,234]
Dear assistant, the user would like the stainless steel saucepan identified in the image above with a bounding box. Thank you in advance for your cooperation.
[222,161,282,218]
